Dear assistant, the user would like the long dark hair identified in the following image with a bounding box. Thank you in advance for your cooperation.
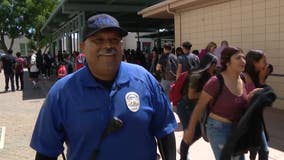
[220,47,243,72]
[245,50,265,87]
[192,54,217,90]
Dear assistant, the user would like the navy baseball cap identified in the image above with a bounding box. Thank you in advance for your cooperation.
[82,14,128,41]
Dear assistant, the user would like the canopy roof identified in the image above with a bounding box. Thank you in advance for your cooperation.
[41,0,174,35]
[138,0,228,18]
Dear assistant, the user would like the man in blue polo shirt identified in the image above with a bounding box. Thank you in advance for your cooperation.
[30,13,177,160]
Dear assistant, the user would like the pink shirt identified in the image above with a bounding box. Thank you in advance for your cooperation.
[198,49,207,60]
[245,81,256,93]
[203,76,249,123]
[213,46,225,67]
[15,57,25,73]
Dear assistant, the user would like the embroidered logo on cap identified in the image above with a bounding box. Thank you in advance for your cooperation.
[125,92,140,112]
[88,14,118,28]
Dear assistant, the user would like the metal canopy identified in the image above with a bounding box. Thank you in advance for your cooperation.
[41,0,174,35]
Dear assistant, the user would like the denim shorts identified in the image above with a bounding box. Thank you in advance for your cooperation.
[206,117,244,160]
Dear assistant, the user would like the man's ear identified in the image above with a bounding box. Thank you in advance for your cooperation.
[80,42,85,51]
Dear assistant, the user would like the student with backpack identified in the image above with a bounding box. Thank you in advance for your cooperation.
[169,41,200,106]
[156,44,177,97]
[177,53,217,160]
[15,52,26,90]
[57,53,73,79]
[176,41,199,80]
[183,47,262,160]
[74,51,86,71]
[57,63,68,79]
[30,52,40,88]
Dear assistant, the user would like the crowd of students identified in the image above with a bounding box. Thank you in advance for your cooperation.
[151,40,274,160]
[0,37,275,159]
[0,49,87,90]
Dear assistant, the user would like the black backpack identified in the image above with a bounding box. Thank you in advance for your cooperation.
[164,53,178,81]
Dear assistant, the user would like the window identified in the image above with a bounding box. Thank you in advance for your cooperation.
[20,43,26,55]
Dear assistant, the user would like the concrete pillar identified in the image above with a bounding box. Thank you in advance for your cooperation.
[66,33,72,54]
[136,32,141,52]
[58,39,62,52]
[79,12,85,44]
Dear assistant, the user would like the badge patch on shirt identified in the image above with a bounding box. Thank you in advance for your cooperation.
[125,92,140,112]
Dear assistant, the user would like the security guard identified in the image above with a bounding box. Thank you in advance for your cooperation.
[30,13,177,160]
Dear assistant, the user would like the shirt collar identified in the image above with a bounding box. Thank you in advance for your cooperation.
[80,62,129,88]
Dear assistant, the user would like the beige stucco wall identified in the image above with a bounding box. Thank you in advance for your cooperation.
[4,36,30,56]
[175,0,284,109]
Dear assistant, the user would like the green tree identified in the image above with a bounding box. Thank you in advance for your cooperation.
[0,0,59,52]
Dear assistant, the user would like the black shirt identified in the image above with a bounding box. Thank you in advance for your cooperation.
[1,54,16,74]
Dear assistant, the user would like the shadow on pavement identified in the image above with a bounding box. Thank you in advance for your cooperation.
[22,71,56,100]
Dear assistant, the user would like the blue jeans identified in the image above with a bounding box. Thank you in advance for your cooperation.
[206,117,244,160]
[177,98,201,160]
[160,79,172,97]
[177,98,198,130]
[249,129,269,160]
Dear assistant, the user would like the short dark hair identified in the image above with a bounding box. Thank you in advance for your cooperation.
[16,52,21,57]
[163,44,172,51]
[7,49,13,54]
[182,41,192,50]
[175,47,183,56]
[192,50,199,56]
[63,53,70,59]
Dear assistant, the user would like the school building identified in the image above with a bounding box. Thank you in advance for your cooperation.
[41,0,283,109]
[139,0,284,109]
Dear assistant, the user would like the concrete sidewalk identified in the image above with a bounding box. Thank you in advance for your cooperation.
[0,71,63,160]
[0,70,284,159]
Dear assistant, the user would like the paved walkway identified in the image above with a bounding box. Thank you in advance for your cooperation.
[0,71,64,160]
[0,70,283,160]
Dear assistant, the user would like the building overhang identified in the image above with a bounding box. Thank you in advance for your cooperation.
[41,0,174,36]
[138,0,230,19]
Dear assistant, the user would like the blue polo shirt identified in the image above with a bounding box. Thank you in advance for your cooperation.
[30,62,177,160]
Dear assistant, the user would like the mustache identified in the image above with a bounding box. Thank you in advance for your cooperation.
[97,48,118,56]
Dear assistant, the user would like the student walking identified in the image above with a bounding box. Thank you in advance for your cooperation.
[183,47,261,160]
[29,52,40,88]
[15,52,25,90]
[177,53,217,160]
[245,50,272,160]
[0,49,16,92]
[176,41,200,80]
[156,44,177,97]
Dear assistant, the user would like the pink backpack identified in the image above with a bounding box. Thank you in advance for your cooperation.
[57,64,67,78]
